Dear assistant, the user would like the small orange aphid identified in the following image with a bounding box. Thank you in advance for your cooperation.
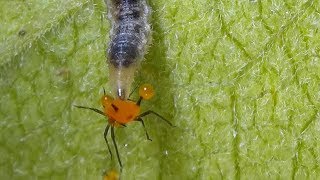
[103,169,119,180]
[75,84,174,169]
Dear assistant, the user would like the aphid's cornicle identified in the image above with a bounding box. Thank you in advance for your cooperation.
[105,0,151,99]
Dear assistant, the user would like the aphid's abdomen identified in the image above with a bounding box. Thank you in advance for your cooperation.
[106,0,151,99]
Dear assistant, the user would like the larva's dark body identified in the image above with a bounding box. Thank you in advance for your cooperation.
[105,0,151,99]
[109,0,150,67]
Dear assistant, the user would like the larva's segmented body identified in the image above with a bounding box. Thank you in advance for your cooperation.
[105,0,151,99]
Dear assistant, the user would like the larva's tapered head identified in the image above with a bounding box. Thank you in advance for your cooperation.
[108,65,137,100]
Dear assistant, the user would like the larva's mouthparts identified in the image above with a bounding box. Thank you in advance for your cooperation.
[108,64,137,100]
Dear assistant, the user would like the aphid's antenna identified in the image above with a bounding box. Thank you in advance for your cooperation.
[111,126,123,170]
[74,105,105,116]
[136,96,143,106]
[128,83,139,99]
[104,125,113,159]
[103,87,106,96]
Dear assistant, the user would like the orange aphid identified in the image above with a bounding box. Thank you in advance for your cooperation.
[74,84,174,170]
[103,84,155,125]
[106,99,140,125]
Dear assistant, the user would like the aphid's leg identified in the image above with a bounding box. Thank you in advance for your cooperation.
[104,124,113,159]
[136,118,152,141]
[111,126,123,169]
[128,83,139,98]
[137,110,175,127]
[74,105,105,116]
[136,97,142,106]
[103,87,106,95]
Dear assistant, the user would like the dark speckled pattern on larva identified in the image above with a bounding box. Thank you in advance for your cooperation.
[106,0,151,68]
[105,0,151,99]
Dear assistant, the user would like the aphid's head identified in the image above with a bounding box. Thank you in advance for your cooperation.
[101,94,114,108]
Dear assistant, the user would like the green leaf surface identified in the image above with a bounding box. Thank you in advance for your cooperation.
[1,0,319,179]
